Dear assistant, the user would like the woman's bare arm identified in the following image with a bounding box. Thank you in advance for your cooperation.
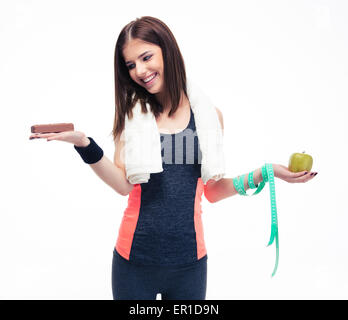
[80,134,134,196]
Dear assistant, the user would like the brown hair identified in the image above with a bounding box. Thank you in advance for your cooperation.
[110,16,188,143]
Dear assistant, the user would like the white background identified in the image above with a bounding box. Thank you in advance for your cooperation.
[1,0,347,299]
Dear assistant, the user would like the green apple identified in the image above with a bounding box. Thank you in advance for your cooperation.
[288,151,313,172]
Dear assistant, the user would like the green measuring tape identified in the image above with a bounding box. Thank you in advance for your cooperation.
[232,163,279,277]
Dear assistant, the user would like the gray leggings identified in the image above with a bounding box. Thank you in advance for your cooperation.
[111,248,207,300]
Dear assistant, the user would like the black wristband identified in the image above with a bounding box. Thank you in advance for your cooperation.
[74,137,104,164]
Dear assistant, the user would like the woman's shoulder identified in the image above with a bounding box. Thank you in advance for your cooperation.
[214,107,224,131]
[114,132,126,174]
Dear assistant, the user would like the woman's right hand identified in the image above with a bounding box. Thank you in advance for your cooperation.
[29,131,90,147]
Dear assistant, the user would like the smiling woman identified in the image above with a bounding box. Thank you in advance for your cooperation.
[29,14,317,301]
[112,16,188,140]
[122,39,163,93]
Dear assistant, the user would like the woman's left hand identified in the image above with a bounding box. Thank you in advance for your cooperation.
[273,164,318,183]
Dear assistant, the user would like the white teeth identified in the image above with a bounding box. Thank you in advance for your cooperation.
[143,73,156,83]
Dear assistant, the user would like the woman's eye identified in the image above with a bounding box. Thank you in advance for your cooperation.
[127,55,152,70]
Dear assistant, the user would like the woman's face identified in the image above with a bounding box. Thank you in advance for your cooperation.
[122,38,164,95]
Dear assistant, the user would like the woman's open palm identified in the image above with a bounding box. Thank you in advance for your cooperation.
[29,131,87,146]
[273,163,318,183]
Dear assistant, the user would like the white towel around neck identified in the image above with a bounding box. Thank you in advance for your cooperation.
[123,78,225,185]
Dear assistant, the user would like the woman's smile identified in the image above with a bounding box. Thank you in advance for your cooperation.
[142,72,158,87]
